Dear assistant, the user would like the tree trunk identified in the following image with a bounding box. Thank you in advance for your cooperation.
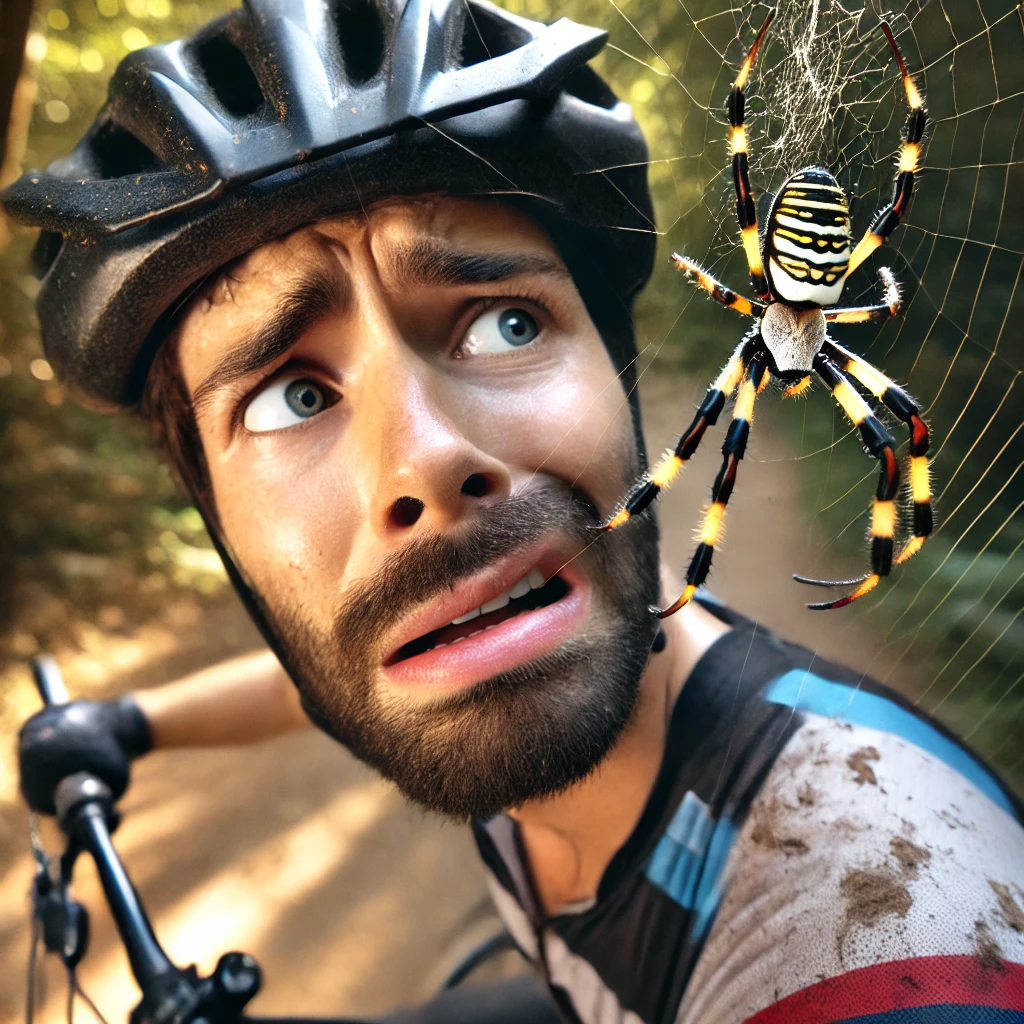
[0,0,34,171]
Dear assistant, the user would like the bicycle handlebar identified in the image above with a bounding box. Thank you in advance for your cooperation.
[31,657,177,992]
[27,656,262,1024]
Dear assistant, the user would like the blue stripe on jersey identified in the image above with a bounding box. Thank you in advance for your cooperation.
[644,790,738,938]
[764,670,1013,815]
[834,1007,1024,1023]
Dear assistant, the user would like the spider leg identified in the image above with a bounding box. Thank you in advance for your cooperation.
[656,351,768,618]
[601,339,751,532]
[672,254,766,317]
[783,376,812,398]
[825,340,932,565]
[794,352,900,610]
[729,10,775,299]
[825,267,901,323]
[848,23,927,274]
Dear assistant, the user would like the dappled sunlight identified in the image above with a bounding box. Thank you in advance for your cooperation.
[1,720,492,1024]
[155,781,395,970]
[13,782,394,1024]
[0,599,260,805]
[0,586,493,1024]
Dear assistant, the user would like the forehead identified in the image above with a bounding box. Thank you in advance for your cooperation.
[191,195,559,307]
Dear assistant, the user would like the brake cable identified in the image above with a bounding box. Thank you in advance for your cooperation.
[26,786,108,1024]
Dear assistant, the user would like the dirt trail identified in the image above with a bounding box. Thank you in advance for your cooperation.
[0,371,893,1024]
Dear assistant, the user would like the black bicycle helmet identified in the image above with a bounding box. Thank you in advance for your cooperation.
[2,0,656,410]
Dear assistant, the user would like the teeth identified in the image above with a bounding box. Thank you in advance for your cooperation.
[446,566,548,627]
[481,591,510,614]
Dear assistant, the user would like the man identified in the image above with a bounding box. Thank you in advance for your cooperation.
[11,1,1024,1021]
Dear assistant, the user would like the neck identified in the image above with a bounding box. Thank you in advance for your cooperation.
[508,579,730,914]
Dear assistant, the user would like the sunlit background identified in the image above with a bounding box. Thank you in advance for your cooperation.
[0,0,1021,1020]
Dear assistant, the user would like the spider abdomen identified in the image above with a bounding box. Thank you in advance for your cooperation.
[764,168,851,306]
[761,303,826,373]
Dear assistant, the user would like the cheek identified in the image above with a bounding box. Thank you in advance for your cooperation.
[459,346,637,510]
[209,436,363,611]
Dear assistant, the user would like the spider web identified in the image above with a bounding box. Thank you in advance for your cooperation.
[523,0,1023,791]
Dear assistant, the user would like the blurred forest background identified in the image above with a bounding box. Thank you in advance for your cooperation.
[0,0,1021,791]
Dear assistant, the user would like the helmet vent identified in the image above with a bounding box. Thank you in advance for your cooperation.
[334,0,386,84]
[195,36,265,118]
[563,67,618,111]
[460,3,530,68]
[32,230,65,279]
[91,122,163,178]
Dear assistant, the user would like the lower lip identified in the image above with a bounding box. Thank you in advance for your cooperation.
[380,581,588,692]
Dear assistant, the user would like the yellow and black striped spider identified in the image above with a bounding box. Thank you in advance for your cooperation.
[602,10,934,615]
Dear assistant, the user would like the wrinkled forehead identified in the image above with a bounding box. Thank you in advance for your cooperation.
[187,194,561,311]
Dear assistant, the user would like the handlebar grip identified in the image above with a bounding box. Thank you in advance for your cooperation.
[31,655,70,707]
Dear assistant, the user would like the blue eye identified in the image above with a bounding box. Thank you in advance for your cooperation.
[460,306,540,356]
[244,377,331,433]
[498,308,538,346]
[285,380,325,417]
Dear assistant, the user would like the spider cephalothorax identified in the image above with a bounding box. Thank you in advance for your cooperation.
[601,11,934,614]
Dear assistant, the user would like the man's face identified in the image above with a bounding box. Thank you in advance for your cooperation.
[173,196,659,818]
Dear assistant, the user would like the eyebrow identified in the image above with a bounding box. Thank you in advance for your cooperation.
[191,265,348,420]
[388,238,570,288]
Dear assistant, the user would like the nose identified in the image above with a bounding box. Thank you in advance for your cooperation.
[367,359,512,537]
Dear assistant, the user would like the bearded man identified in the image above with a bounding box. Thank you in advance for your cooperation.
[12,1,1024,1021]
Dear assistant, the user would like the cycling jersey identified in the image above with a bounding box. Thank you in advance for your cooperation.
[472,603,1024,1024]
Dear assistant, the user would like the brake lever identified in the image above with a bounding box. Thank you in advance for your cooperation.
[27,655,263,1024]
[30,839,90,971]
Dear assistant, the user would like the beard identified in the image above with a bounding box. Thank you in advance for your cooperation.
[259,485,660,821]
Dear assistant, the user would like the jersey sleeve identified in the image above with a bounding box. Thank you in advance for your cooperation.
[676,714,1024,1023]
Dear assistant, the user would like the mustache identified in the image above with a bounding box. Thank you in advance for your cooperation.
[333,486,601,649]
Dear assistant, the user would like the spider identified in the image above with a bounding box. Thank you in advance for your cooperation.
[601,10,933,616]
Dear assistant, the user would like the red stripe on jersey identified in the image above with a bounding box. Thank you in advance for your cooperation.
[744,956,1024,1023]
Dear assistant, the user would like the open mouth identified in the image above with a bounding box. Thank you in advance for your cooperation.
[385,568,571,666]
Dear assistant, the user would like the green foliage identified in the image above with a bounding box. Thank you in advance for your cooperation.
[0,0,229,659]
[20,0,218,173]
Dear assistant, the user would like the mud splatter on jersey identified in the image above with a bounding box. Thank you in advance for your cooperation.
[473,603,1024,1024]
